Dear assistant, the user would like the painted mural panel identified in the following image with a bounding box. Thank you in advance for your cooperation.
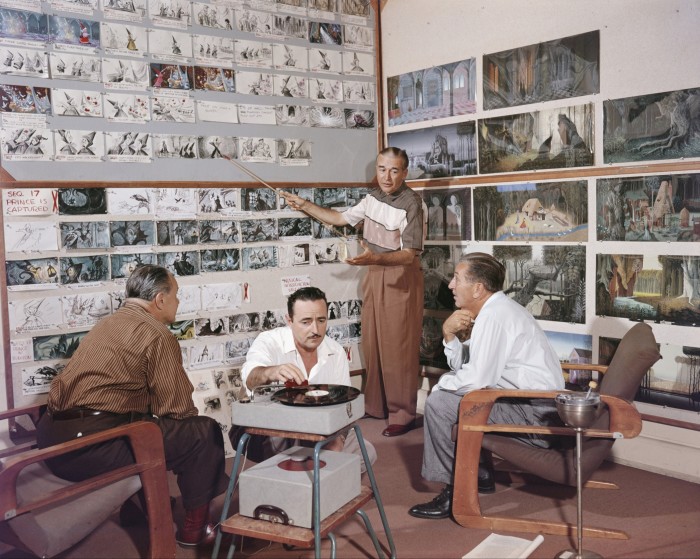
[603,87,700,164]
[596,254,700,326]
[479,103,594,174]
[493,244,586,323]
[387,121,477,180]
[597,173,700,242]
[483,30,600,110]
[423,187,471,241]
[387,57,476,126]
[473,180,587,242]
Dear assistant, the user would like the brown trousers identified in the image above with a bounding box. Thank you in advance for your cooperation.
[361,258,423,426]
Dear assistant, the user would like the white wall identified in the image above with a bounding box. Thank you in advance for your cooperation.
[382,0,700,482]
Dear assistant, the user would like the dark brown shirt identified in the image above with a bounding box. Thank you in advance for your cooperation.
[47,301,197,419]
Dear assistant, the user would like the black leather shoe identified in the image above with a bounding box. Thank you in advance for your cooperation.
[478,464,496,494]
[408,485,452,519]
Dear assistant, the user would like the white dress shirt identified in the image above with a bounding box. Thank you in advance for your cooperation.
[435,291,564,395]
[241,326,350,395]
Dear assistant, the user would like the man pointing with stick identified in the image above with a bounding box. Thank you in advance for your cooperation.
[282,147,426,437]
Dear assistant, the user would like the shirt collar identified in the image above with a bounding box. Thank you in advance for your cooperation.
[375,182,408,202]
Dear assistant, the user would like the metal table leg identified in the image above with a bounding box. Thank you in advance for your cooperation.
[353,424,396,559]
[212,433,250,559]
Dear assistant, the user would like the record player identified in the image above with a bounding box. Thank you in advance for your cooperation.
[232,384,365,435]
[238,445,361,529]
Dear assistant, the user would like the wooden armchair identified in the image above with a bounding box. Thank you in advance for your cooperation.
[0,405,176,558]
[452,322,661,540]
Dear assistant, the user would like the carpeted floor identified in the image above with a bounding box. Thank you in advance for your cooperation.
[2,417,699,558]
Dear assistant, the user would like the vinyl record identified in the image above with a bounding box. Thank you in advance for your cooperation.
[271,384,360,406]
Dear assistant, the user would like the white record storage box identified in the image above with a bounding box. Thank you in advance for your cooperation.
[238,446,361,529]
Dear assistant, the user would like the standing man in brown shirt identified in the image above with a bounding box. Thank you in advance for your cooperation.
[281,147,425,437]
[36,264,229,547]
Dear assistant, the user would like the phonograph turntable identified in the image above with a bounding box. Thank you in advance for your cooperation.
[232,383,365,527]
[232,383,365,435]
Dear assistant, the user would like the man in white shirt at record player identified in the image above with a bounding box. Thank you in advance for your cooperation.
[236,286,377,471]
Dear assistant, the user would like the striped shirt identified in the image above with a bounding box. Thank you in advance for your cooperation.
[342,184,425,253]
[47,301,197,419]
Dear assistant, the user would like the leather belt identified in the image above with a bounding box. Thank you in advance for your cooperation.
[49,408,132,421]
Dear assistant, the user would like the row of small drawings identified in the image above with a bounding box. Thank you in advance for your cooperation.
[5,217,355,252]
[9,285,361,335]
[3,80,375,121]
[0,125,368,163]
[2,186,370,218]
[2,9,374,53]
[0,42,374,81]
[17,323,361,390]
[50,0,371,24]
[6,240,350,288]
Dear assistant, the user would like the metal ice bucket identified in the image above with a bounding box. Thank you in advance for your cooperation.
[555,392,601,429]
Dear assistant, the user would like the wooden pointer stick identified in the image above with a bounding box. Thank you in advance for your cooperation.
[222,155,350,241]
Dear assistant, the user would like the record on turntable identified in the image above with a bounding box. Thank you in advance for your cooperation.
[272,384,360,407]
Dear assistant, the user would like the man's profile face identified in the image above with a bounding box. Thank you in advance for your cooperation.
[449,263,476,312]
[160,275,180,324]
[286,298,328,353]
[376,153,408,195]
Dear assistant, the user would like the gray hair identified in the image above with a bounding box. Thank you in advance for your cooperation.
[125,264,173,302]
[459,252,505,293]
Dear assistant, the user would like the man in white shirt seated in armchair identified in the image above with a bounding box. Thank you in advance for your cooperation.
[232,286,377,471]
[409,252,564,520]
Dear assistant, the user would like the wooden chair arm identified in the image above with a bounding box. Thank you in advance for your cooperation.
[0,404,45,424]
[458,389,642,439]
[0,421,165,516]
[0,420,175,558]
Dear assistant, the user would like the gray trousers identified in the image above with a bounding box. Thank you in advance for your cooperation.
[421,389,563,485]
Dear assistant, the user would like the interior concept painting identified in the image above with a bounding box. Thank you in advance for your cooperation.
[424,188,471,241]
[473,180,588,242]
[603,87,700,163]
[544,330,593,387]
[596,254,700,326]
[420,315,449,370]
[421,244,454,311]
[479,103,594,174]
[493,244,586,324]
[387,58,476,126]
[483,30,600,110]
[387,121,477,180]
[600,337,700,413]
[597,173,700,242]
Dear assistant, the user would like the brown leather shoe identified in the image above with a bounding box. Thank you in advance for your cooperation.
[382,422,414,437]
[176,522,217,548]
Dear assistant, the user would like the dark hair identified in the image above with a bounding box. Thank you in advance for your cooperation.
[459,252,505,293]
[378,147,409,170]
[287,286,328,317]
[125,264,173,302]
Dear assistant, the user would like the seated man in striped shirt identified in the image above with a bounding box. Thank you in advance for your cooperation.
[36,264,229,547]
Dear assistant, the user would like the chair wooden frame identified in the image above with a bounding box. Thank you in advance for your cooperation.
[0,405,176,558]
[451,387,642,540]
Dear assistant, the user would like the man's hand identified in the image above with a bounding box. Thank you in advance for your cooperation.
[345,240,375,266]
[443,309,474,342]
[247,363,307,390]
[280,191,306,211]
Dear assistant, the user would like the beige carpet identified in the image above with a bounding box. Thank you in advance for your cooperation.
[2,417,699,558]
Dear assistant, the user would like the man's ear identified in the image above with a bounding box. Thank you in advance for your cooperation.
[284,313,293,326]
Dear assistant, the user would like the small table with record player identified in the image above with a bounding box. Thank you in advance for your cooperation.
[212,383,396,559]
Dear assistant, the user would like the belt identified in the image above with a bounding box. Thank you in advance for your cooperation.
[49,408,145,421]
